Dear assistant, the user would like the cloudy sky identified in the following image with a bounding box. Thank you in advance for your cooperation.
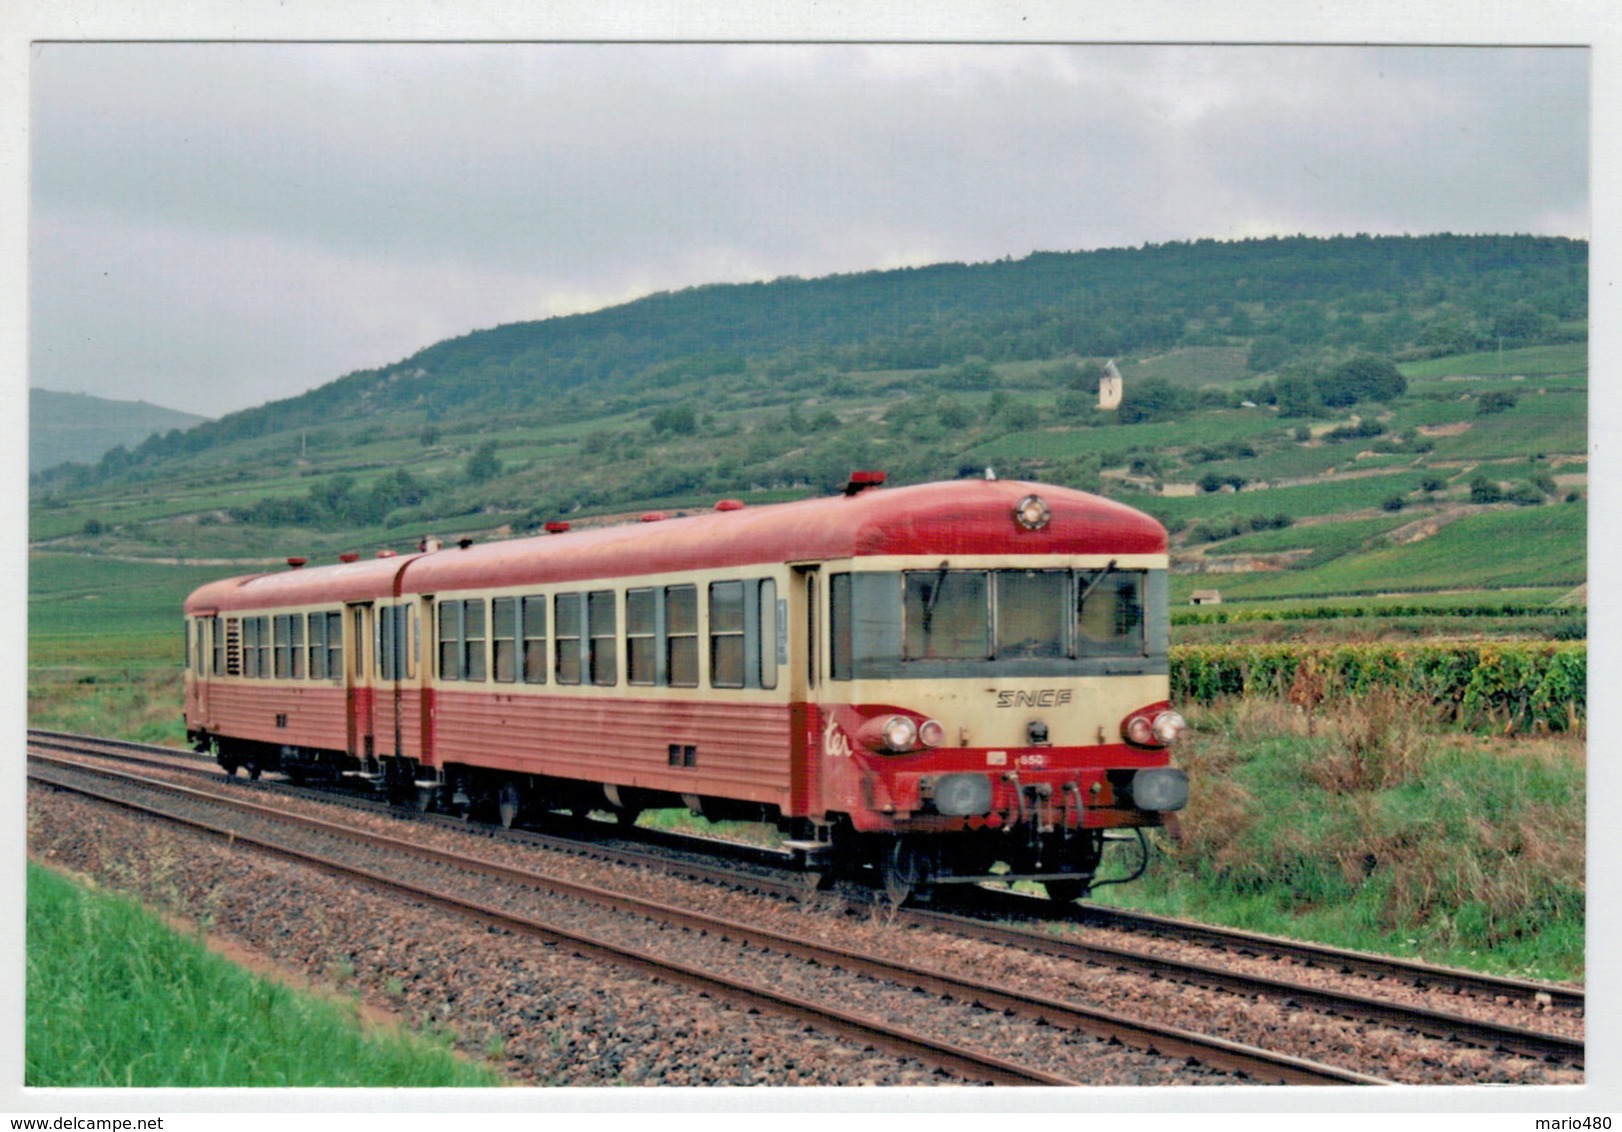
[26,38,1592,418]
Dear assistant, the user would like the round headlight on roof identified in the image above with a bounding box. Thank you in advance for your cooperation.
[1014,494,1051,531]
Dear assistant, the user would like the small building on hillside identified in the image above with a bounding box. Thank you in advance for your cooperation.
[1189,590,1223,606]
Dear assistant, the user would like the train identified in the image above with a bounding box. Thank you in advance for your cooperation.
[182,473,1188,902]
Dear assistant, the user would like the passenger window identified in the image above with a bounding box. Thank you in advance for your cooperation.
[326,611,344,680]
[438,602,460,681]
[242,617,260,678]
[666,585,698,687]
[308,612,327,680]
[626,588,656,686]
[709,581,745,688]
[588,590,617,686]
[493,597,518,683]
[463,600,487,682]
[522,596,547,683]
[555,593,582,685]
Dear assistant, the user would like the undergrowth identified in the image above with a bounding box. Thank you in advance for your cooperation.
[1094,691,1585,982]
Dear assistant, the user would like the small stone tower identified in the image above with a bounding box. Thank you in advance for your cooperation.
[1098,359,1123,410]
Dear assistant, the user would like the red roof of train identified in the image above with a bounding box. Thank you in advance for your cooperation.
[185,479,1165,613]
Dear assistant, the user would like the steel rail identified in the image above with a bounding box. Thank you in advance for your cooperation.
[905,907,1582,1065]
[1053,899,1585,1012]
[30,750,1387,1086]
[28,757,1076,1088]
[32,729,1583,1044]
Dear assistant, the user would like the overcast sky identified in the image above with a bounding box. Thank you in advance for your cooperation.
[27,41,1591,418]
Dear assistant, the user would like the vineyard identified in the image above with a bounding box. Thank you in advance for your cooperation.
[1171,641,1586,733]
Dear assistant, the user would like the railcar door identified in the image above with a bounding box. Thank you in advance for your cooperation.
[346,602,375,771]
[192,614,214,728]
[788,565,822,820]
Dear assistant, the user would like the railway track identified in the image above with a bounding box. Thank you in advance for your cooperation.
[32,746,1387,1085]
[29,730,1584,1082]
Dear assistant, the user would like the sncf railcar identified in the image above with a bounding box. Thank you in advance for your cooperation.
[183,475,1188,901]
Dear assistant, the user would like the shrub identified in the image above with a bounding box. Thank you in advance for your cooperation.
[1469,476,1503,504]
[1171,642,1585,733]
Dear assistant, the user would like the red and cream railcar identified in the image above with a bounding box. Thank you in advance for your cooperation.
[183,476,1187,900]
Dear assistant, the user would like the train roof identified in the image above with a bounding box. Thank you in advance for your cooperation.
[184,479,1166,613]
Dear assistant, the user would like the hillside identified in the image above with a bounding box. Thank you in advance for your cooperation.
[30,389,209,473]
[26,234,1586,613]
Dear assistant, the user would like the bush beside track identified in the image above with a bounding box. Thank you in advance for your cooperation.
[1171,642,1586,733]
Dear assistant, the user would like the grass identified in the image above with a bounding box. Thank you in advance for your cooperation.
[1398,343,1588,380]
[1091,694,1585,982]
[1201,502,1586,601]
[25,863,507,1087]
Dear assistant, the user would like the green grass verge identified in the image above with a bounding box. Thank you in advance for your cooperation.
[1090,697,1585,982]
[26,863,507,1087]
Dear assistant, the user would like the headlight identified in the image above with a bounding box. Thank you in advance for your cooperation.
[1014,494,1052,531]
[1125,716,1156,746]
[933,773,993,816]
[1152,711,1188,745]
[917,719,945,748]
[1130,767,1189,812]
[882,715,918,752]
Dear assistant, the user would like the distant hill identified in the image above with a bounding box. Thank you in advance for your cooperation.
[25,235,1586,611]
[30,389,208,472]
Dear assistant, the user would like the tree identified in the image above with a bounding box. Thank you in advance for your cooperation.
[652,403,698,435]
[1116,377,1190,424]
[466,440,502,485]
[1315,355,1406,408]
[1476,391,1517,416]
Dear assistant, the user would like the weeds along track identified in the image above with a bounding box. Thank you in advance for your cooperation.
[26,733,1584,1085]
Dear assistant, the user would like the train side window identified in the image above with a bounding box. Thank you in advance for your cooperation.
[274,615,291,678]
[521,596,547,683]
[829,573,852,681]
[214,617,228,677]
[438,602,461,681]
[463,600,487,682]
[242,617,260,678]
[289,613,306,678]
[492,597,518,683]
[665,585,697,687]
[588,589,617,686]
[626,588,656,686]
[709,581,745,688]
[225,618,242,676]
[308,613,327,680]
[258,617,272,677]
[327,611,344,680]
[555,592,582,685]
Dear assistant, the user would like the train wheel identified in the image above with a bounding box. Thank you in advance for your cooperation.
[498,780,523,830]
[1043,879,1088,903]
[245,759,263,781]
[881,838,929,906]
[613,806,642,828]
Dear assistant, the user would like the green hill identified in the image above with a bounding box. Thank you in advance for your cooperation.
[27,234,1586,616]
[30,389,208,472]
